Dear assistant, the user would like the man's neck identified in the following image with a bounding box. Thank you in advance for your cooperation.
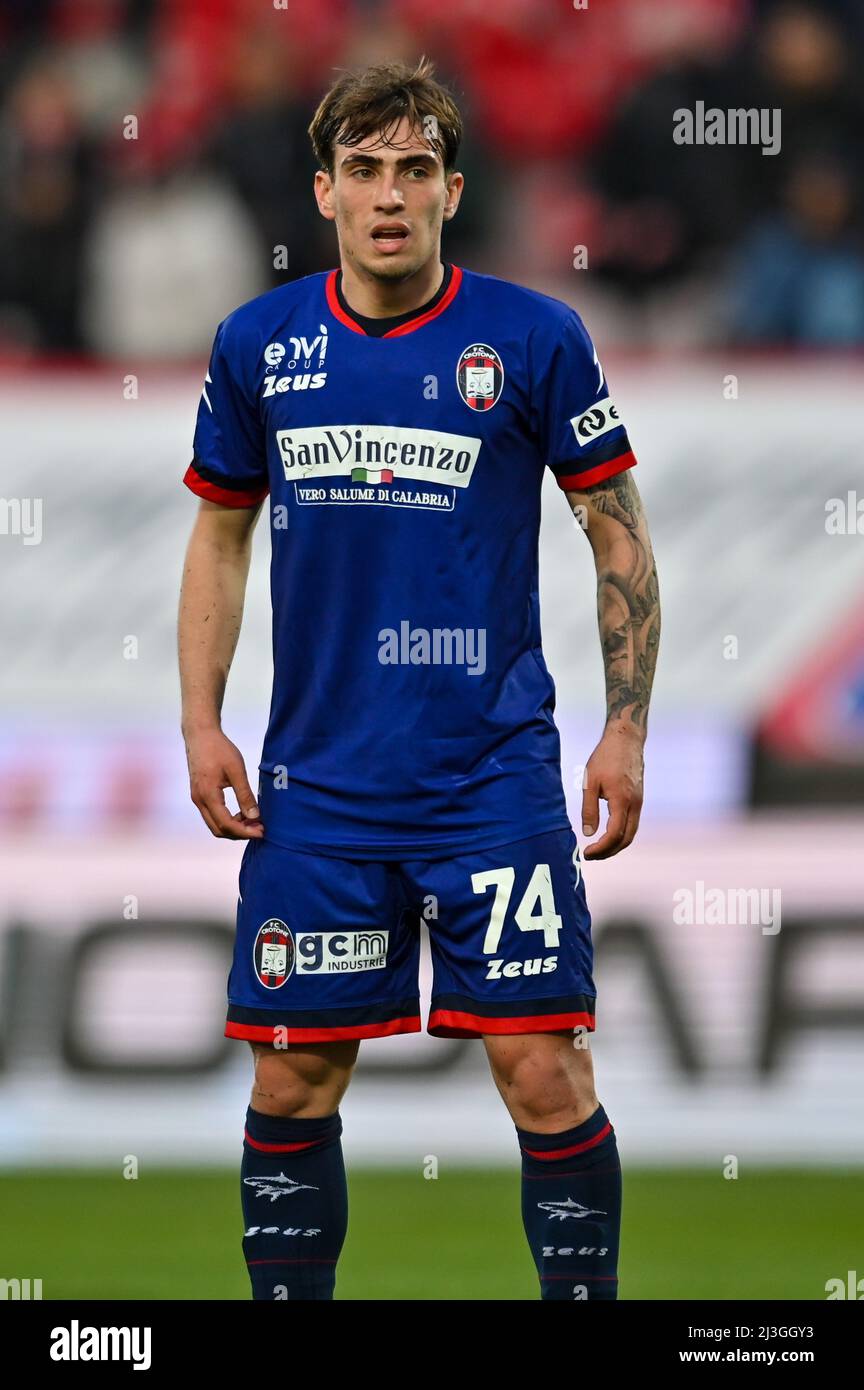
[338,256,445,319]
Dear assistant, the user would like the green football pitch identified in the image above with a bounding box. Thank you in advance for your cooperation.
[2,1168,861,1300]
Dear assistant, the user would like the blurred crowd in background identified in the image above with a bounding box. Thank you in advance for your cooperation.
[2,0,864,357]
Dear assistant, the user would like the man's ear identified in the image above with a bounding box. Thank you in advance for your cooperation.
[314,169,336,222]
[443,171,464,221]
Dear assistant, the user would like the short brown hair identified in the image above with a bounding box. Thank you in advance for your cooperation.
[308,56,463,178]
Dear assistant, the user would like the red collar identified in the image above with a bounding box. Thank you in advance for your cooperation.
[325,264,463,337]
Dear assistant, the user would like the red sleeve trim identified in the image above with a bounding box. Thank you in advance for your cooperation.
[183,462,269,508]
[555,449,637,491]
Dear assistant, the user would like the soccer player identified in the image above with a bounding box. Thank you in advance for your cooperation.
[178,57,660,1301]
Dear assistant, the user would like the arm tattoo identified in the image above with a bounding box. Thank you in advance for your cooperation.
[567,470,660,736]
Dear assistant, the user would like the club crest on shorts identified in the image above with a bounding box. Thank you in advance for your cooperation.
[457,343,504,411]
[253,919,295,989]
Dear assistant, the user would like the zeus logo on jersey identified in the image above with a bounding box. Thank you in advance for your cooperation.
[571,398,622,443]
[296,931,389,974]
[263,329,329,394]
[486,955,558,979]
[262,373,327,396]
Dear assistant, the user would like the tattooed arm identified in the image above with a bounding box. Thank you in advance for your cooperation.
[565,468,660,859]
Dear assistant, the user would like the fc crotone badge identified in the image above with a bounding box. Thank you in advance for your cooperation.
[253,918,295,989]
[457,343,504,411]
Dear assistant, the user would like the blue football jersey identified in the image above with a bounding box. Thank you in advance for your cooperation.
[185,265,637,857]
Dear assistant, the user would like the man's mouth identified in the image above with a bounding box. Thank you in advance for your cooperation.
[371,223,410,247]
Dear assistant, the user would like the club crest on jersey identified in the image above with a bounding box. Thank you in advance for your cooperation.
[253,919,295,989]
[457,343,504,412]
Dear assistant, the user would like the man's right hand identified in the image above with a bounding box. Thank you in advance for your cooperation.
[184,727,265,840]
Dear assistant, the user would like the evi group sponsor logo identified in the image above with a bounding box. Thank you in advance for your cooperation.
[261,329,329,394]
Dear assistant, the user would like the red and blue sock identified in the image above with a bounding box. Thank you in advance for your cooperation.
[240,1105,348,1300]
[517,1103,622,1300]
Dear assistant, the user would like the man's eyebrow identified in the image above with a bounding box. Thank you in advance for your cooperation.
[339,152,440,169]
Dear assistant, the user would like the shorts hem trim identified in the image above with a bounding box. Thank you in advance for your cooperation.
[225,1014,422,1044]
[427,1006,595,1039]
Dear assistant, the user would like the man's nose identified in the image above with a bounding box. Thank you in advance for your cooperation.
[376,174,405,207]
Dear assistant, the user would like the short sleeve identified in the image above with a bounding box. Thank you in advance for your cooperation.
[536,310,637,491]
[183,317,270,508]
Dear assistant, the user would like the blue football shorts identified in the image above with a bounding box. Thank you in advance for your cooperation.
[225,826,596,1044]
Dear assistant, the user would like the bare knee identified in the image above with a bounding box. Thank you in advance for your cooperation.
[248,1040,359,1117]
[483,1031,599,1131]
